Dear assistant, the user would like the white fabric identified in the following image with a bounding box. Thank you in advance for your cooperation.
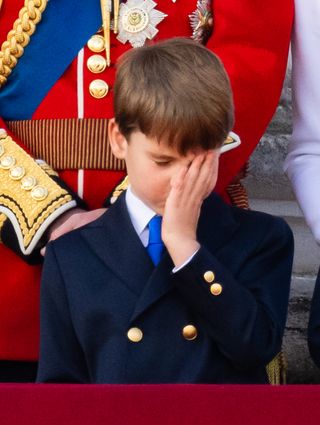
[284,0,320,244]
[125,186,155,247]
[125,186,198,270]
[172,251,198,273]
[76,48,85,198]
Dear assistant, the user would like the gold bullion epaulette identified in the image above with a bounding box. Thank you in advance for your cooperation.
[0,128,77,256]
[220,131,241,154]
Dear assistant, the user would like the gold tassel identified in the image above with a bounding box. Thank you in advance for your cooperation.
[100,0,111,66]
[266,352,287,385]
[113,0,120,34]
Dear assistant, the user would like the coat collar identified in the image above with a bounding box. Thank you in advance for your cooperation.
[80,192,239,322]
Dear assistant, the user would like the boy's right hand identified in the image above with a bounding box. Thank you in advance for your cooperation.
[162,150,219,268]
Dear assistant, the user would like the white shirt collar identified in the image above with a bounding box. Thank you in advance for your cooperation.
[125,186,198,271]
[125,186,156,247]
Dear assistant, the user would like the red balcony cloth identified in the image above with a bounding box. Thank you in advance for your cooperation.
[1,384,320,425]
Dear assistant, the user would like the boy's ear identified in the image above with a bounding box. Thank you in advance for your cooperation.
[108,118,128,159]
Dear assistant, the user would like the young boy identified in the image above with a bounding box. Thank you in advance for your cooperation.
[37,38,293,384]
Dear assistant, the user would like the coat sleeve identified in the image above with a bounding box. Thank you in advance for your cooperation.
[0,118,86,264]
[171,216,294,371]
[36,242,89,383]
[284,0,320,244]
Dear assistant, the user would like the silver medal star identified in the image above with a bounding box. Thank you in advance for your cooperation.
[117,0,167,48]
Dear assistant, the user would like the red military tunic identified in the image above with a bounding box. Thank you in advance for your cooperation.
[0,0,293,361]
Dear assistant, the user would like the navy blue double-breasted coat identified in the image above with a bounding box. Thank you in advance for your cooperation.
[37,193,293,383]
[308,270,320,367]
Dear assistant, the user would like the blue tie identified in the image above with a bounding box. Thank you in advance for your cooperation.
[147,215,164,266]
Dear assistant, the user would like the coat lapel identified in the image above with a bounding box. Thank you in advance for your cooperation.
[130,250,174,322]
[80,194,154,296]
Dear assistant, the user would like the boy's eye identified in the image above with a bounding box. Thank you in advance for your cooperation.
[154,160,171,167]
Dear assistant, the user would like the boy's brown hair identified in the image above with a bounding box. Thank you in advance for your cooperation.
[114,37,234,154]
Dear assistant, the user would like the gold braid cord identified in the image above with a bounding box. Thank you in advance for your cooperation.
[226,181,249,210]
[0,0,48,88]
[0,131,76,254]
[266,352,287,385]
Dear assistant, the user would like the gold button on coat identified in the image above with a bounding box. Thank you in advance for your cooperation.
[210,283,223,296]
[0,155,15,169]
[89,79,109,98]
[9,166,25,180]
[21,176,37,191]
[203,271,215,283]
[182,325,198,341]
[127,327,143,342]
[87,35,105,52]
[87,55,107,73]
[31,185,48,201]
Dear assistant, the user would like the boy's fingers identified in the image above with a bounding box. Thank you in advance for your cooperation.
[203,151,218,193]
[166,165,188,210]
[171,151,217,205]
[207,159,219,195]
[186,151,215,197]
[183,154,205,192]
[171,165,188,190]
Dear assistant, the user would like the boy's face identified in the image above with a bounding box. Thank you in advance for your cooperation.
[109,120,220,215]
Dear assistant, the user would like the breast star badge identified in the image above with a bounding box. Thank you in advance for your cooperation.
[117,0,167,48]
